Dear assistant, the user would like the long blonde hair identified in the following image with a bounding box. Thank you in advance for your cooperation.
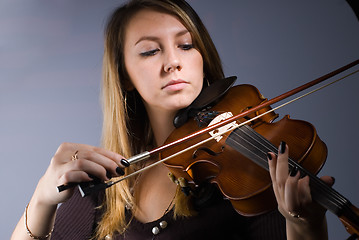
[95,0,224,238]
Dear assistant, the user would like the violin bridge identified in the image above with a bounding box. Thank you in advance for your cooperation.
[207,112,240,142]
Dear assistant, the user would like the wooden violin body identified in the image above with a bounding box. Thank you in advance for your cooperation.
[162,83,359,238]
[162,84,327,215]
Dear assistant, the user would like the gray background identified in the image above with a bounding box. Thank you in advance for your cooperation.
[1,0,359,239]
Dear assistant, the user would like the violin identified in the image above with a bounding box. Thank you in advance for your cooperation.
[163,65,359,239]
[57,59,359,239]
[163,79,359,238]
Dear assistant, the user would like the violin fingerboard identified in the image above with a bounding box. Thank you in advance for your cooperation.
[226,125,355,219]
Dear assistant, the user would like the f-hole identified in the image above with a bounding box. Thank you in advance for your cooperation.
[243,106,257,126]
[192,146,225,159]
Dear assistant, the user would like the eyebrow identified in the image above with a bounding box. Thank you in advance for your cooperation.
[135,29,190,45]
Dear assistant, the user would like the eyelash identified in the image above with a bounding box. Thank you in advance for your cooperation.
[140,49,159,57]
[140,44,194,57]
[180,44,194,50]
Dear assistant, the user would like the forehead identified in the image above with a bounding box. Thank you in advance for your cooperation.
[124,9,188,43]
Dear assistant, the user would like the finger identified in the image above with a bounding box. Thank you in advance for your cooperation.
[268,152,283,203]
[54,143,127,178]
[319,175,335,187]
[75,145,129,177]
[267,152,277,183]
[71,157,110,181]
[52,142,80,164]
[91,146,129,167]
[297,175,312,206]
[58,170,93,186]
[285,168,301,212]
[276,141,289,186]
[77,150,122,177]
[54,143,127,167]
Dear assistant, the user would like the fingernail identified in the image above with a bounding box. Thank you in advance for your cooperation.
[121,159,130,167]
[266,152,272,160]
[116,167,125,176]
[280,141,286,154]
[290,166,298,177]
[331,176,336,184]
[106,171,112,179]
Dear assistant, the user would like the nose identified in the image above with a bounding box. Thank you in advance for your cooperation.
[163,48,182,73]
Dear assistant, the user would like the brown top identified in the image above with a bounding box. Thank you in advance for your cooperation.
[52,186,286,240]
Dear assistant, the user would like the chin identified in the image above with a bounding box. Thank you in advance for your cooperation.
[172,97,194,110]
[161,91,200,112]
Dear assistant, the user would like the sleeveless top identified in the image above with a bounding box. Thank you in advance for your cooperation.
[51,186,286,240]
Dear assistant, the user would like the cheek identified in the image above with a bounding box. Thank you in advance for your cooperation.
[124,62,153,102]
[192,53,204,84]
[124,55,149,91]
[191,50,204,72]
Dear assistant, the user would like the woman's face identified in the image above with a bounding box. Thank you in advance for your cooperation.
[123,9,204,115]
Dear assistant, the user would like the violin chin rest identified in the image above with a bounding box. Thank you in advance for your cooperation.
[173,76,237,128]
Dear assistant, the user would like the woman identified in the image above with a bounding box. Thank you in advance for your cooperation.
[11,0,334,239]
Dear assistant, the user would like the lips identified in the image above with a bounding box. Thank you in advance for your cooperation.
[162,79,188,89]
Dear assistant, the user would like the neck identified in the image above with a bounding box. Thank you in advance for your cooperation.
[145,106,177,147]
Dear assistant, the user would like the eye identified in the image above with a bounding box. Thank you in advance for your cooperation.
[179,44,194,50]
[140,48,160,57]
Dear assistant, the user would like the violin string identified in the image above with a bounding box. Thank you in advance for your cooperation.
[110,123,237,184]
[226,125,349,215]
[105,71,359,223]
[112,102,281,185]
[228,126,359,227]
[112,69,359,188]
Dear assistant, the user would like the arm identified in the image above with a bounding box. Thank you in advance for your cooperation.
[11,142,127,239]
[11,194,57,240]
[285,215,328,240]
